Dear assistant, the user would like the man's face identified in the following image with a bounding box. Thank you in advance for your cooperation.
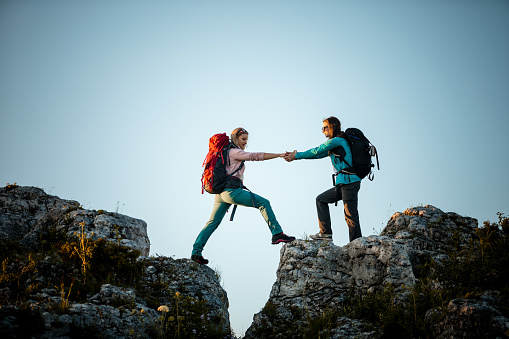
[322,121,332,138]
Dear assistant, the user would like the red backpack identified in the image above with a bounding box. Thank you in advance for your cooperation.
[201,133,244,194]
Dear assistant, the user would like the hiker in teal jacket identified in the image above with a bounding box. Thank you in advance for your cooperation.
[284,116,362,242]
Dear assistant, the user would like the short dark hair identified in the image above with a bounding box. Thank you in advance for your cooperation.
[323,116,342,137]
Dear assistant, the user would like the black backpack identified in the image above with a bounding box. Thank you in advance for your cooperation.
[201,133,246,221]
[201,133,244,194]
[332,128,379,181]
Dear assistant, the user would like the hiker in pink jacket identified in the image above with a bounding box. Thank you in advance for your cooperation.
[192,127,295,265]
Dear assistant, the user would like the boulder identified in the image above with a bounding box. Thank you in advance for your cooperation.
[268,236,415,316]
[426,291,509,338]
[0,186,150,256]
[0,186,79,241]
[381,205,478,273]
[245,205,486,338]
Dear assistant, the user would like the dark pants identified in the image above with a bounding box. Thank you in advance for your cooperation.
[316,181,362,242]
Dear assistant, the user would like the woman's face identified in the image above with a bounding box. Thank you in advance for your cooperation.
[236,133,248,150]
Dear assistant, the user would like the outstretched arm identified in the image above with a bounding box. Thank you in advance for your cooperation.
[286,139,337,162]
[264,153,284,160]
[230,149,280,162]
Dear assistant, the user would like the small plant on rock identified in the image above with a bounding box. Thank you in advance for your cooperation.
[4,182,19,191]
[157,291,230,338]
[49,280,74,314]
[62,222,94,279]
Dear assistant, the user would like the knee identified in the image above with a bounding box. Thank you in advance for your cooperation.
[256,196,270,208]
[316,194,326,204]
[343,199,358,210]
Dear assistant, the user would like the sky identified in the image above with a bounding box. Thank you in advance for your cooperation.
[1,0,508,336]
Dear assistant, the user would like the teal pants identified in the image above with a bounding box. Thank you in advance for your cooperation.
[192,188,283,256]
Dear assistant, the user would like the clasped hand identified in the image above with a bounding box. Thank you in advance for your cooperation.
[283,150,297,162]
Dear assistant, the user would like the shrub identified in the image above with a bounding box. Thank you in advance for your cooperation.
[87,238,143,285]
[433,212,509,297]
[0,254,38,302]
[0,239,23,263]
[158,292,230,339]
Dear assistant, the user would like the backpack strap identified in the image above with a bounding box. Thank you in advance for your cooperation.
[229,182,256,222]
[230,186,256,221]
[372,145,380,169]
[333,174,339,207]
[366,145,379,181]
[331,145,355,185]
[331,145,354,171]
[230,205,238,221]
[226,161,244,184]
[223,144,245,186]
[226,161,245,222]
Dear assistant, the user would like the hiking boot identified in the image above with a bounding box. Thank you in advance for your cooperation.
[309,232,332,241]
[191,255,209,265]
[271,232,296,244]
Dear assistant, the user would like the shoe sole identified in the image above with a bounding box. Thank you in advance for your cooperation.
[191,257,209,265]
[271,238,295,245]
[309,236,332,241]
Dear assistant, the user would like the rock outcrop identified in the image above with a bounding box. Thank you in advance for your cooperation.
[245,205,509,338]
[1,186,150,256]
[3,185,508,338]
[0,186,79,241]
[268,236,416,315]
[0,186,231,338]
[0,257,230,338]
[381,205,478,272]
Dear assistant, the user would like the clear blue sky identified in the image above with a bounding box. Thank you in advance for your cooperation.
[1,0,508,336]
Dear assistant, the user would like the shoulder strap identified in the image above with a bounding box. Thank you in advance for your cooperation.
[225,144,245,176]
[229,161,244,177]
[331,145,351,168]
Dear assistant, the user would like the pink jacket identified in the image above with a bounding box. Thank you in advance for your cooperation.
[227,148,264,180]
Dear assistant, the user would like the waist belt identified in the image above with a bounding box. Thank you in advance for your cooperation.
[225,176,244,189]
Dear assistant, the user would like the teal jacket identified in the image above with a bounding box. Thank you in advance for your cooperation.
[295,137,361,185]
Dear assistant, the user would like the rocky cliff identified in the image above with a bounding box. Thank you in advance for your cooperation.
[0,185,231,338]
[2,185,508,338]
[245,206,509,338]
